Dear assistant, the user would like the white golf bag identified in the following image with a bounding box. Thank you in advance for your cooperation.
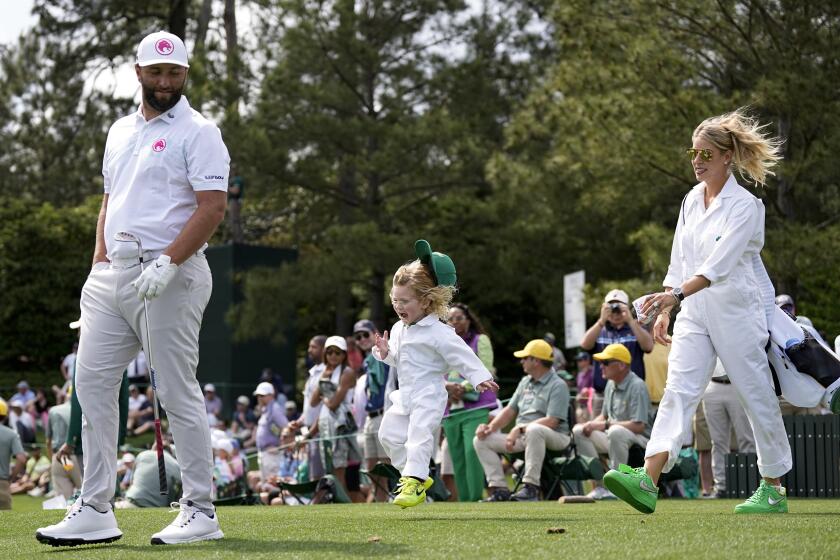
[767,306,840,409]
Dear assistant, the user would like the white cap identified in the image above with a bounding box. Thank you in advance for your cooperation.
[122,452,136,463]
[324,335,348,353]
[214,438,234,455]
[69,319,81,330]
[253,381,275,396]
[204,383,216,393]
[604,289,630,305]
[137,31,189,68]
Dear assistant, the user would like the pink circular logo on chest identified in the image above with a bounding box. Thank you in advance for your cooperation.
[155,39,174,56]
[152,139,167,152]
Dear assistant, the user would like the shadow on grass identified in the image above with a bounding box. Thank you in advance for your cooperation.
[42,537,408,556]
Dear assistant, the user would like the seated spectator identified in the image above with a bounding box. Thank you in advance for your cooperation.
[204,383,223,420]
[544,332,568,372]
[118,452,136,494]
[573,343,652,499]
[127,384,148,413]
[0,400,27,509]
[46,398,80,499]
[10,445,50,496]
[30,388,50,432]
[9,381,35,408]
[115,440,181,508]
[128,386,156,435]
[8,402,36,445]
[473,339,571,502]
[213,438,241,497]
[231,395,257,447]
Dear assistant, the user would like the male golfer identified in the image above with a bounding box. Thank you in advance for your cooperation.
[36,30,229,546]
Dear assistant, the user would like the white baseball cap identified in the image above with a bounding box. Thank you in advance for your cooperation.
[324,335,348,353]
[137,31,190,68]
[604,289,630,305]
[253,381,275,396]
[122,452,136,463]
[204,383,216,393]
[214,438,234,455]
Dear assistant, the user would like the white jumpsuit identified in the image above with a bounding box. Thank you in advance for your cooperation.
[374,314,492,479]
[646,175,792,479]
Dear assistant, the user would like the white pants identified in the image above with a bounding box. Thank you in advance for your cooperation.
[76,253,215,512]
[473,423,571,487]
[573,424,648,470]
[703,380,756,494]
[646,291,791,479]
[378,387,446,479]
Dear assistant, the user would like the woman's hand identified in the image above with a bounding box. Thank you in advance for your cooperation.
[653,311,672,345]
[476,380,499,393]
[373,331,390,358]
[640,292,676,318]
[445,382,465,399]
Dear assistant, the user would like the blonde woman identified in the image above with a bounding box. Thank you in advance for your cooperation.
[373,240,498,508]
[604,109,792,514]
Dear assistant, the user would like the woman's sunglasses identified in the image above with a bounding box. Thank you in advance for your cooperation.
[325,348,345,356]
[686,148,713,162]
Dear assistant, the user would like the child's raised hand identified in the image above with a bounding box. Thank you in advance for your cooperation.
[476,380,499,393]
[374,330,390,358]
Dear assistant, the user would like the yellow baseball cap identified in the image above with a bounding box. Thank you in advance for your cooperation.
[593,343,631,365]
[513,339,554,361]
[0,399,7,417]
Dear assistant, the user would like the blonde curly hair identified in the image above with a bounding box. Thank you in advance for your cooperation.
[393,260,456,319]
[693,107,783,186]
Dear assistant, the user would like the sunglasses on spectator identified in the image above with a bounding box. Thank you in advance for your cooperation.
[686,148,713,161]
[354,332,371,341]
[325,348,345,356]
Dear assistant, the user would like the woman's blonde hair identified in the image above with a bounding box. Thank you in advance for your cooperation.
[393,260,456,319]
[693,107,783,186]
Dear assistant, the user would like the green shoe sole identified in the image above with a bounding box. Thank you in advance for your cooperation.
[603,471,656,514]
[734,502,788,514]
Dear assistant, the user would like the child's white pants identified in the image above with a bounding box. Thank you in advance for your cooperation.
[378,386,446,479]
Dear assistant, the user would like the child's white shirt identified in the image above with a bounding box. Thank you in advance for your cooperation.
[373,314,492,395]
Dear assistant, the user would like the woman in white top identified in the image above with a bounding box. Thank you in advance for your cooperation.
[603,108,792,515]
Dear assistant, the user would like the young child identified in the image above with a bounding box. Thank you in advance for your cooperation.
[374,240,499,508]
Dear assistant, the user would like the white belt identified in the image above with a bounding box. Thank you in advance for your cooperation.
[109,250,162,269]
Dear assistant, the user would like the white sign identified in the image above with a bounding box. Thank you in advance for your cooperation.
[564,270,586,349]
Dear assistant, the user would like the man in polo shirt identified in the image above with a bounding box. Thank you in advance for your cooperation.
[1,400,27,509]
[573,343,652,499]
[354,319,391,502]
[580,289,654,395]
[473,339,571,502]
[37,31,229,547]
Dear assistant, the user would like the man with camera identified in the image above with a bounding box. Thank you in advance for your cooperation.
[580,289,653,411]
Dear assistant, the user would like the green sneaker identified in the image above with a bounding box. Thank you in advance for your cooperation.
[734,480,788,513]
[393,476,434,509]
[602,464,658,514]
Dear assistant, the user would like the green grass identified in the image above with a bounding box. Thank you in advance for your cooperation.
[3,496,840,558]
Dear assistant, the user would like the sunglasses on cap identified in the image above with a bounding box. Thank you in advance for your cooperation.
[686,148,713,161]
[354,332,371,341]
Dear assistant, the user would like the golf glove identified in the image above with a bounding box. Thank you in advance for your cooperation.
[134,254,178,299]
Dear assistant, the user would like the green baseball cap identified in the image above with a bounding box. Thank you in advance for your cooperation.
[414,239,457,287]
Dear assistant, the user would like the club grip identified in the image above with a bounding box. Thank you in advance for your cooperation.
[155,420,168,495]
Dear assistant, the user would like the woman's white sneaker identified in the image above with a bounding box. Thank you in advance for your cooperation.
[35,501,123,547]
[150,502,224,545]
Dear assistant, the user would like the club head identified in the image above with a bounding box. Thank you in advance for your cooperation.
[113,231,140,244]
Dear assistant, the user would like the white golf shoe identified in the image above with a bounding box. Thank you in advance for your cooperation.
[35,501,123,547]
[150,502,224,545]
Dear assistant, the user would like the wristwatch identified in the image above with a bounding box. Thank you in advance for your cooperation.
[671,287,685,303]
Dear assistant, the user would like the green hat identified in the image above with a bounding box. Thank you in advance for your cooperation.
[414,239,457,287]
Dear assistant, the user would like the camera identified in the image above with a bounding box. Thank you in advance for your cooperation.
[610,303,622,313]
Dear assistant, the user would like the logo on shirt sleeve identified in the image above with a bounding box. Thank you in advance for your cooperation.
[155,39,174,56]
[152,139,167,152]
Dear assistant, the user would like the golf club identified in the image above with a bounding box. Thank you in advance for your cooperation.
[113,231,168,496]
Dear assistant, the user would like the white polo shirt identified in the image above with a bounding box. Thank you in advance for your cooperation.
[102,96,230,256]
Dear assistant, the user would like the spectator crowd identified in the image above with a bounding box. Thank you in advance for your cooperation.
[1,290,835,509]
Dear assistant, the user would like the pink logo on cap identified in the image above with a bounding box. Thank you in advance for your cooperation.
[155,39,174,56]
[152,139,167,152]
